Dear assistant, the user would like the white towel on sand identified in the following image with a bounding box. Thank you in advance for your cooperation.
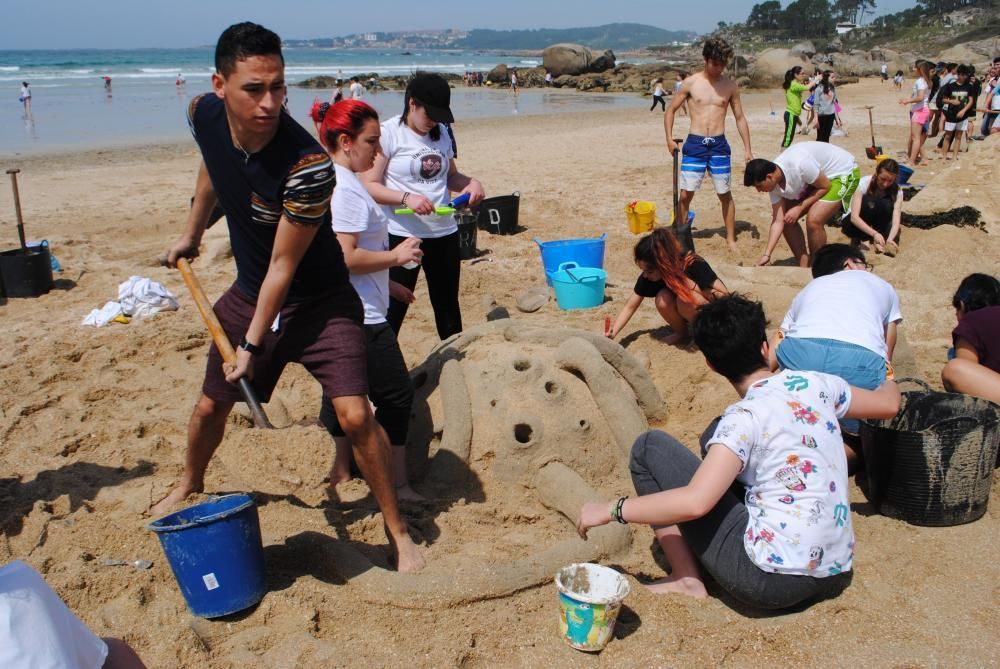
[118,276,177,319]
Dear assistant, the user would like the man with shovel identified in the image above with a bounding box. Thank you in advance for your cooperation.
[664,37,754,255]
[153,22,424,573]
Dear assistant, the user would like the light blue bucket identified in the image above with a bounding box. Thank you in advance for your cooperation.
[535,234,606,287]
[550,262,606,310]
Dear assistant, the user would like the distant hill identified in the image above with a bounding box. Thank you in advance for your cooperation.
[456,23,697,50]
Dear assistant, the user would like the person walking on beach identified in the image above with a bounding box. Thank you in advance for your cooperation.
[781,66,809,148]
[745,141,860,267]
[665,37,754,254]
[361,72,485,340]
[309,98,425,501]
[899,60,933,166]
[153,22,424,573]
[349,76,365,100]
[650,78,666,112]
[510,69,518,93]
[19,81,31,115]
[812,70,840,143]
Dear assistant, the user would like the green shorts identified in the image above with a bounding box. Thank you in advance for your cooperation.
[820,166,861,213]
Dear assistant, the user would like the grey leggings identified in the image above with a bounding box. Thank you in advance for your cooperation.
[629,430,852,610]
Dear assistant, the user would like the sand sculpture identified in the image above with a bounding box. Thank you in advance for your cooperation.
[326,320,666,608]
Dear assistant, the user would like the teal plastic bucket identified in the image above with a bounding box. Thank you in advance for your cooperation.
[550,262,606,310]
[535,234,606,287]
[148,493,266,618]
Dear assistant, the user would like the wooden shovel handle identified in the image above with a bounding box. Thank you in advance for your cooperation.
[176,258,273,429]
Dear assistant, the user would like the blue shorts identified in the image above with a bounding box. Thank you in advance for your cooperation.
[680,134,731,194]
[776,337,886,434]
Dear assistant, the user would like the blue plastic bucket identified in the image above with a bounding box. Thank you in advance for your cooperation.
[535,234,606,287]
[148,493,266,618]
[550,262,606,310]
[897,165,914,185]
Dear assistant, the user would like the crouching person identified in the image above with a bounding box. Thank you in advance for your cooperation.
[576,295,900,610]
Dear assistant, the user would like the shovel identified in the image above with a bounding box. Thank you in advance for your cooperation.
[864,106,883,160]
[670,139,695,253]
[164,256,273,429]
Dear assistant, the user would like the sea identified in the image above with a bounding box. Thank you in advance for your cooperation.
[1,48,652,155]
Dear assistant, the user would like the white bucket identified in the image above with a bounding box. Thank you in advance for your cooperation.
[555,563,630,652]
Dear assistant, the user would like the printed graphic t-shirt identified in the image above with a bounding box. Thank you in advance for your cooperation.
[770,141,857,205]
[937,80,975,122]
[331,163,391,325]
[187,93,349,304]
[708,370,855,577]
[380,114,456,239]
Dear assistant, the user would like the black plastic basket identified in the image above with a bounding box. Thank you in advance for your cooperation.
[860,379,1000,527]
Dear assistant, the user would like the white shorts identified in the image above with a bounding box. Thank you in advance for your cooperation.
[0,561,108,669]
[944,119,968,132]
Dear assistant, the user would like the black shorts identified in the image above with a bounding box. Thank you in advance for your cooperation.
[202,284,367,404]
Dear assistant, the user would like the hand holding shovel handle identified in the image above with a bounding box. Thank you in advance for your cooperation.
[173,257,273,429]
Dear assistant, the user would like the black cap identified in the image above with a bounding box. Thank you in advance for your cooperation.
[406,73,454,124]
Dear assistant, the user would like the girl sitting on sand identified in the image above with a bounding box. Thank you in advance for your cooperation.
[606,228,728,345]
[842,158,903,256]
[942,273,1000,404]
[309,99,425,500]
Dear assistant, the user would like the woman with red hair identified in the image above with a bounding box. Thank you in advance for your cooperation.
[606,228,729,345]
[309,99,425,499]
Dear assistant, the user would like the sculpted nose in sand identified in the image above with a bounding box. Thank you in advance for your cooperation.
[150,21,424,573]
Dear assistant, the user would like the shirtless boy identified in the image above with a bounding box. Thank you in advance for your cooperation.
[665,37,753,254]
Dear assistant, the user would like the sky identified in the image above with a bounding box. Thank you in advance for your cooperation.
[1,0,917,50]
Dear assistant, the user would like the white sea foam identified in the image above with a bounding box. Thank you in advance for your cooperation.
[0,66,20,72]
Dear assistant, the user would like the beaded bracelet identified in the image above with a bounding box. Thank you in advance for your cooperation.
[401,191,410,205]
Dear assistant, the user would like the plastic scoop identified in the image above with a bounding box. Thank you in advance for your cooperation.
[395,192,472,215]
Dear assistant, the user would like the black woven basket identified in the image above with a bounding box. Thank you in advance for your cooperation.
[860,380,1000,527]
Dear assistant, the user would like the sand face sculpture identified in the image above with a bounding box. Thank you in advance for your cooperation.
[327,320,666,608]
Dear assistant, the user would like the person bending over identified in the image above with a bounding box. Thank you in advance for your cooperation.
[606,227,728,346]
[768,244,902,473]
[942,273,1000,403]
[745,141,860,267]
[577,294,900,610]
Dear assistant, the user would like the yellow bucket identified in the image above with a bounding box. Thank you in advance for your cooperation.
[625,200,656,235]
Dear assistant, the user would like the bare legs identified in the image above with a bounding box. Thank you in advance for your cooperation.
[677,188,738,252]
[652,290,696,346]
[942,358,1000,404]
[644,525,708,598]
[907,121,927,165]
[774,199,841,267]
[150,394,232,516]
[330,434,425,501]
[152,393,425,573]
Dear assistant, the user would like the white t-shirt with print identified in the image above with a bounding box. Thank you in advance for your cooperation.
[709,370,855,577]
[331,163,390,325]
[380,114,456,238]
[911,78,929,112]
[770,141,858,204]
[780,269,903,359]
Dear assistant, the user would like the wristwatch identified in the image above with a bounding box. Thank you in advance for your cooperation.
[239,336,264,356]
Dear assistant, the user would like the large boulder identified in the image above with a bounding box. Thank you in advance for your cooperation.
[543,44,593,77]
[790,41,817,58]
[590,49,617,73]
[487,64,509,85]
[749,48,810,87]
[937,44,992,67]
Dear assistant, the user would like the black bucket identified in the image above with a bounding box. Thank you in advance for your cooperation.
[0,246,54,298]
[456,211,478,260]
[860,380,1000,527]
[477,191,520,235]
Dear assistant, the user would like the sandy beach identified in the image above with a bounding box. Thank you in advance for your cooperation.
[1,77,999,667]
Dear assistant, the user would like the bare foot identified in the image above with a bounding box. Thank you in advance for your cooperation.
[390,532,426,573]
[149,483,199,518]
[755,253,771,267]
[328,462,352,489]
[644,574,708,599]
[654,330,690,347]
[396,484,427,502]
[726,239,739,256]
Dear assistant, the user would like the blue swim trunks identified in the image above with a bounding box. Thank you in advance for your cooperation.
[680,134,731,194]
